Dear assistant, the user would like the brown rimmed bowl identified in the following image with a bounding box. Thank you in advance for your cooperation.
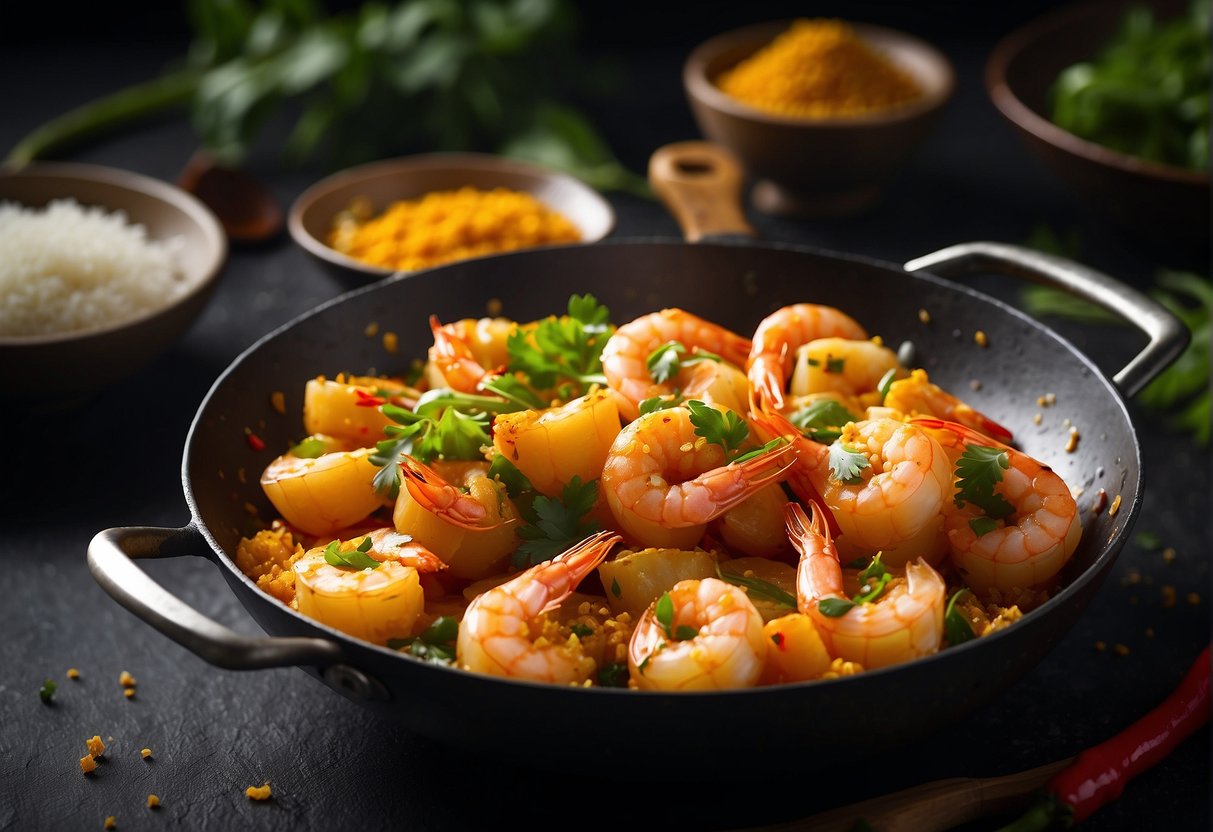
[288,152,616,284]
[684,19,954,218]
[986,0,1210,250]
[0,162,228,408]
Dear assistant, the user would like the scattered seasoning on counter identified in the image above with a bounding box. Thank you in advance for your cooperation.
[1037,393,1057,407]
[67,668,80,680]
[487,297,503,316]
[1187,592,1202,606]
[1162,547,1177,564]
[104,816,116,830]
[269,391,286,415]
[123,689,135,700]
[1162,586,1177,608]
[1091,489,1108,515]
[1114,643,1131,656]
[147,795,160,809]
[364,321,379,338]
[382,331,398,354]
[246,783,272,801]
[917,308,931,324]
[141,748,152,760]
[86,736,106,757]
[80,754,97,775]
[1094,641,1107,652]
[974,330,988,347]
[1065,427,1080,453]
[1145,628,1155,638]
[1033,413,1043,425]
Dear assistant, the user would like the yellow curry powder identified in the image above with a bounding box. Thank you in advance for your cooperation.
[717,19,921,118]
[328,186,581,272]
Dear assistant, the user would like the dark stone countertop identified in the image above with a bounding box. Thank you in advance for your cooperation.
[1,9,1209,831]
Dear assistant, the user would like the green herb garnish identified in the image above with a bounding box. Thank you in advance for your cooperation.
[371,401,494,497]
[790,399,859,444]
[687,399,749,454]
[610,577,622,598]
[944,589,976,647]
[877,368,898,401]
[323,537,380,571]
[598,662,630,687]
[1135,530,1162,551]
[569,623,594,639]
[715,563,796,609]
[506,294,613,396]
[388,616,459,664]
[969,516,1001,537]
[639,392,686,416]
[645,341,722,384]
[953,445,1014,518]
[825,356,846,374]
[655,592,676,638]
[828,442,870,484]
[731,438,785,465]
[817,597,857,617]
[488,454,532,499]
[290,436,328,459]
[39,680,56,703]
[513,476,599,568]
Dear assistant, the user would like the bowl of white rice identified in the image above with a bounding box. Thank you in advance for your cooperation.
[0,162,226,405]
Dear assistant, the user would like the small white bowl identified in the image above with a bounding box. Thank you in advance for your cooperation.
[0,162,227,407]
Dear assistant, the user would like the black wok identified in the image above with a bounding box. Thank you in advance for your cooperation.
[88,149,1186,772]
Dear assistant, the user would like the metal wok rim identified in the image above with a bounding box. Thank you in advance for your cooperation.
[181,236,1144,697]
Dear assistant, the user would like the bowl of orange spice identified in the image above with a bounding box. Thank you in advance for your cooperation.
[289,153,615,281]
[685,18,954,218]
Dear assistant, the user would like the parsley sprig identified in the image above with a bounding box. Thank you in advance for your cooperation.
[655,592,700,641]
[944,589,976,647]
[790,399,859,444]
[639,392,687,416]
[513,476,600,568]
[387,616,458,664]
[687,400,749,454]
[646,341,723,384]
[371,402,494,497]
[323,537,379,571]
[953,445,1014,519]
[506,294,613,396]
[828,442,870,484]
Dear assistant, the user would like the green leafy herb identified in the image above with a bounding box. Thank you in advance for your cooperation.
[655,592,675,638]
[323,537,380,571]
[506,294,613,395]
[1049,1,1210,171]
[856,553,888,583]
[674,625,700,641]
[639,392,686,415]
[969,516,1001,537]
[790,399,859,444]
[513,476,599,567]
[569,623,594,639]
[1135,530,1162,551]
[610,577,622,598]
[290,436,328,458]
[388,616,459,664]
[371,401,493,497]
[645,341,722,384]
[687,399,749,453]
[825,356,846,374]
[877,368,898,401]
[828,442,870,484]
[853,573,892,604]
[7,1,650,195]
[480,374,547,410]
[597,662,630,687]
[817,597,857,617]
[716,563,796,609]
[488,454,532,499]
[731,438,785,466]
[846,558,869,569]
[954,445,1014,518]
[944,589,976,647]
[39,680,56,703]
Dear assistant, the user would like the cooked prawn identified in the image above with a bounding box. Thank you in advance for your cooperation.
[628,577,768,690]
[912,418,1081,593]
[456,530,622,683]
[601,308,752,421]
[787,502,945,669]
[600,405,796,549]
[748,303,867,412]
[885,369,1012,443]
[427,315,513,393]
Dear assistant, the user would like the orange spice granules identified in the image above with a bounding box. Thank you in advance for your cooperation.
[246,783,272,801]
[717,19,921,118]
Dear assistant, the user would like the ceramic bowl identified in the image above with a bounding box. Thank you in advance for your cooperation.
[684,19,954,218]
[986,0,1209,250]
[0,162,227,408]
[289,153,616,283]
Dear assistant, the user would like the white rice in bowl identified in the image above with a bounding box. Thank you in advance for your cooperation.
[0,198,188,337]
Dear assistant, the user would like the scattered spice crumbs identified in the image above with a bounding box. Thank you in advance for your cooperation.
[364,321,379,338]
[1065,427,1080,453]
[1114,643,1131,656]
[1187,592,1201,606]
[104,816,116,830]
[918,308,930,324]
[1037,393,1057,407]
[1033,413,1043,425]
[67,668,80,680]
[382,331,398,353]
[80,754,97,774]
[269,391,286,415]
[124,689,136,699]
[141,748,152,759]
[246,783,272,801]
[245,431,266,452]
[487,297,503,316]
[1108,494,1122,517]
[1162,547,1177,563]
[1162,586,1177,608]
[974,330,988,347]
[119,671,135,688]
[147,795,160,809]
[87,736,106,757]
[1094,641,1107,651]
[970,379,982,391]
[1145,627,1155,638]
[1092,489,1108,514]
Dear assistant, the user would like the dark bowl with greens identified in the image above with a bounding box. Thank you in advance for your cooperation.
[986,0,1209,249]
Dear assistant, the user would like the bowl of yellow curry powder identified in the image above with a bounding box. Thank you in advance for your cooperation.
[289,153,615,282]
[685,18,954,218]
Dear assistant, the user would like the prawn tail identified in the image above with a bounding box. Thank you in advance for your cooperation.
[747,357,786,413]
[535,530,622,615]
[911,417,1010,450]
[400,456,494,530]
[429,315,492,393]
[700,443,797,517]
[749,409,841,538]
[784,500,833,558]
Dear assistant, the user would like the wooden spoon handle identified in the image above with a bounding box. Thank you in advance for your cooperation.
[648,141,756,242]
[739,759,1073,832]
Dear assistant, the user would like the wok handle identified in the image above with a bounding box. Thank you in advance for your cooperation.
[904,241,1189,398]
[649,141,757,242]
[88,524,343,670]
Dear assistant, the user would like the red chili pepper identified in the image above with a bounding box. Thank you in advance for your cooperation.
[245,432,266,451]
[999,644,1210,830]
[354,389,387,408]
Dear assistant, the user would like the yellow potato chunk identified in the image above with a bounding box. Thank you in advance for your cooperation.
[303,375,409,446]
[293,545,424,645]
[261,447,383,537]
[715,483,792,558]
[598,547,718,618]
[761,613,833,684]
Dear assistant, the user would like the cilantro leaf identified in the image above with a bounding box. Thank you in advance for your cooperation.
[825,356,846,374]
[39,680,56,703]
[488,454,532,498]
[597,662,629,687]
[790,399,859,443]
[387,616,459,664]
[969,516,1001,537]
[569,623,594,638]
[479,374,547,410]
[944,589,976,647]
[877,368,898,401]
[371,401,492,497]
[817,597,856,617]
[655,591,675,638]
[687,400,749,453]
[674,625,700,641]
[639,392,686,415]
[506,294,613,394]
[645,341,722,384]
[715,562,796,608]
[513,476,600,567]
[828,442,870,484]
[954,445,1014,518]
[610,577,622,598]
[323,537,380,571]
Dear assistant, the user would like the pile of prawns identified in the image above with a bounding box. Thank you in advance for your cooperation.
[257,302,1081,691]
